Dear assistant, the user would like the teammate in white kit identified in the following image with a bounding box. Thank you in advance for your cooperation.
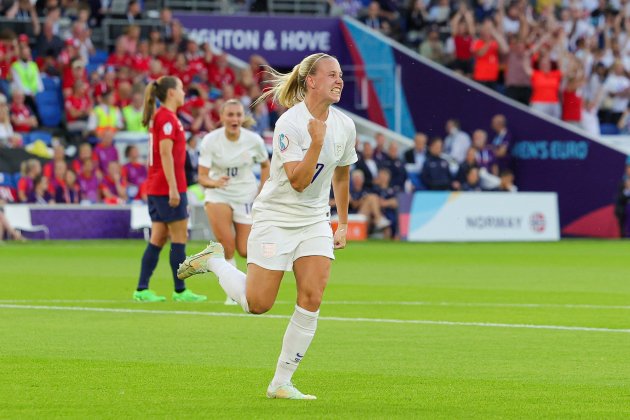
[197,99,270,305]
[178,53,357,400]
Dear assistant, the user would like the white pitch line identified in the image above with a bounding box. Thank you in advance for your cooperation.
[1,304,629,334]
[0,299,628,310]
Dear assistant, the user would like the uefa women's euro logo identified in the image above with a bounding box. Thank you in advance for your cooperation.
[530,212,546,233]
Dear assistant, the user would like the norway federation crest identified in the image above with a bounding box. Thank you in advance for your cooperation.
[279,133,289,152]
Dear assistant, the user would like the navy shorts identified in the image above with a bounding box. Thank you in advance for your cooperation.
[147,194,189,223]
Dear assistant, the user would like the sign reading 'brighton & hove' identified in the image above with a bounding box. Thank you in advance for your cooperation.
[173,14,344,67]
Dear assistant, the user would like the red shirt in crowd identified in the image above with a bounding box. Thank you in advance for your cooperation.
[208,65,236,88]
[454,35,473,60]
[65,95,92,122]
[562,90,582,122]
[472,39,499,82]
[62,68,89,92]
[530,70,562,103]
[147,106,187,195]
[10,103,34,133]
[106,52,132,68]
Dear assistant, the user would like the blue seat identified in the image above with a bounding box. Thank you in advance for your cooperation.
[35,91,62,127]
[24,131,53,146]
[90,49,109,65]
[0,172,15,188]
[600,123,620,135]
[85,62,100,76]
[42,75,61,92]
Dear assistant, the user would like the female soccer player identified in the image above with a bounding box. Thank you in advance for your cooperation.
[197,99,270,305]
[132,76,206,303]
[178,53,357,399]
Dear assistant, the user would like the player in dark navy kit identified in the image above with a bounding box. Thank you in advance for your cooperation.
[132,76,206,302]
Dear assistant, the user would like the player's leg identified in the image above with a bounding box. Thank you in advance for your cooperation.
[168,218,206,302]
[206,202,242,304]
[267,223,333,400]
[266,255,329,400]
[133,221,168,302]
[234,222,251,258]
[205,202,236,259]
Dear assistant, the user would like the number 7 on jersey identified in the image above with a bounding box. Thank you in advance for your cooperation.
[311,163,324,184]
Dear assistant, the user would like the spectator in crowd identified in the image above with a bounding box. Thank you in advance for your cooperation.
[28,175,53,204]
[10,88,38,135]
[168,19,188,52]
[88,90,123,135]
[184,134,198,187]
[48,159,67,197]
[360,2,390,33]
[43,144,66,178]
[525,52,564,119]
[252,99,270,136]
[107,39,132,69]
[65,79,92,135]
[121,145,147,202]
[209,53,236,89]
[489,114,512,171]
[421,137,455,190]
[119,25,141,55]
[122,91,147,133]
[404,0,428,46]
[62,57,88,97]
[159,7,174,40]
[496,168,517,192]
[0,93,21,148]
[77,158,100,203]
[93,129,119,174]
[456,147,479,184]
[10,45,43,114]
[373,167,398,239]
[461,166,483,191]
[404,132,428,169]
[329,0,364,18]
[472,18,508,90]
[72,142,98,176]
[419,27,446,64]
[448,2,475,76]
[348,168,391,232]
[100,160,127,204]
[504,35,532,105]
[471,129,497,175]
[381,142,407,192]
[9,0,41,37]
[55,168,81,204]
[36,20,64,57]
[125,0,142,23]
[443,118,471,164]
[373,132,388,163]
[603,60,630,126]
[73,23,95,65]
[355,141,378,188]
[17,158,41,203]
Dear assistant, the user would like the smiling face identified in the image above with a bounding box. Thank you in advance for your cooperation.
[306,57,343,105]
[221,101,244,140]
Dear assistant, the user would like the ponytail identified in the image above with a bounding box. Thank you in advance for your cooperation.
[142,81,158,128]
[142,76,180,128]
[252,53,335,109]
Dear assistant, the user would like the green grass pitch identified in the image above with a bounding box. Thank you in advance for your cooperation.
[1,240,629,418]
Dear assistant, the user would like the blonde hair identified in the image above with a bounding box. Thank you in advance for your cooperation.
[221,98,256,129]
[252,53,335,109]
[142,76,179,127]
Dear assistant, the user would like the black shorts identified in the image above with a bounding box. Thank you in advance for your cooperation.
[147,194,189,223]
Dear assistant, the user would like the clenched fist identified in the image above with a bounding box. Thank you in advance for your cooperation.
[307,119,326,147]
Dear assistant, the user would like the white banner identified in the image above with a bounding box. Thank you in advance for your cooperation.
[406,192,559,242]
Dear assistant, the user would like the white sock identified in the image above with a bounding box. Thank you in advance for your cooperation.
[226,257,237,267]
[208,258,249,312]
[270,305,319,388]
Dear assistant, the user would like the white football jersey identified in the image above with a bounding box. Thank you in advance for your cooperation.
[198,127,269,203]
[253,101,358,227]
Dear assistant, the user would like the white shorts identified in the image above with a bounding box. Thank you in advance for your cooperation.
[205,198,253,225]
[247,221,334,272]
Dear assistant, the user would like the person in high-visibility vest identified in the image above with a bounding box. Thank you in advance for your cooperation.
[10,45,43,98]
[87,90,123,134]
[122,91,147,133]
